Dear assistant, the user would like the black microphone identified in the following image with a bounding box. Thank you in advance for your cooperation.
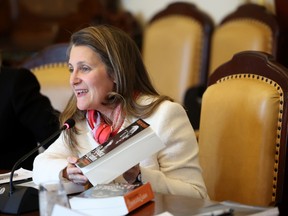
[0,118,75,214]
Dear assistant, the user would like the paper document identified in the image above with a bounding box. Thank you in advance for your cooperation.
[0,167,33,184]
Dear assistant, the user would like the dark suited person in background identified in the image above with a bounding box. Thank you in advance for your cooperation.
[0,66,60,170]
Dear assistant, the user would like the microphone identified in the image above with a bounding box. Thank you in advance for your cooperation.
[0,119,75,214]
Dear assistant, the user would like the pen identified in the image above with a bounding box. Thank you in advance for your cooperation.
[0,173,19,181]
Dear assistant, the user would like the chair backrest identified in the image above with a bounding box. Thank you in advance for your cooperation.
[198,51,288,208]
[21,43,72,112]
[142,2,213,103]
[209,3,280,75]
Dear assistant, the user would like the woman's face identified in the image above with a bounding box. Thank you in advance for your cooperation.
[68,45,114,111]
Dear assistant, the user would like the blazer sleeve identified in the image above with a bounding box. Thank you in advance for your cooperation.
[140,101,209,199]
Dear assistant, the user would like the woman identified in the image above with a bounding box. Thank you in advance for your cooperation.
[33,25,208,199]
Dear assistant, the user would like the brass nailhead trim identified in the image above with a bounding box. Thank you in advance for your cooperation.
[31,62,68,72]
[216,73,284,203]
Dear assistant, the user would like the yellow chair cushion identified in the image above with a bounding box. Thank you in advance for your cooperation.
[199,75,282,206]
[31,63,72,112]
[143,15,202,103]
[209,19,272,74]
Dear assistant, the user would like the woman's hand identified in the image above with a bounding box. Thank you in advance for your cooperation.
[63,156,89,185]
[123,164,141,184]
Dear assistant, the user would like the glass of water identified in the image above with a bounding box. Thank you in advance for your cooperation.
[39,180,70,216]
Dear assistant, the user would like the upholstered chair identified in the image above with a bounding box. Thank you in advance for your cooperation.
[186,2,281,130]
[142,2,214,104]
[198,51,288,210]
[209,3,280,75]
[21,43,71,112]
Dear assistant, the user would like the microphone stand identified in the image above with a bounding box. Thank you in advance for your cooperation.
[0,119,75,214]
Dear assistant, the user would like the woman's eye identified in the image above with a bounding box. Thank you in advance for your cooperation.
[80,65,90,72]
[68,67,73,73]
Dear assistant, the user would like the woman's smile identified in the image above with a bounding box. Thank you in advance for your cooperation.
[75,89,88,97]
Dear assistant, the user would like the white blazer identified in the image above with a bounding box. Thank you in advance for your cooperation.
[33,97,208,199]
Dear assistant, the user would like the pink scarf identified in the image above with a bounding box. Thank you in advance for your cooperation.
[87,104,124,144]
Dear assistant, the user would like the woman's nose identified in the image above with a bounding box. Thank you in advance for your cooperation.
[70,71,80,85]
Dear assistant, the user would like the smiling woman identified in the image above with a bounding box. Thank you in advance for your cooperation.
[32,25,209,200]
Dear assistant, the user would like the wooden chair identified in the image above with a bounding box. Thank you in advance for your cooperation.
[209,3,280,75]
[21,43,72,112]
[198,51,288,211]
[142,2,214,104]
